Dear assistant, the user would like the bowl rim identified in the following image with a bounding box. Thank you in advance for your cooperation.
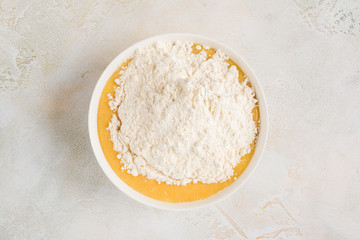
[88,33,268,210]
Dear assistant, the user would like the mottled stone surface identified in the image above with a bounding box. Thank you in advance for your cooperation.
[1,0,359,239]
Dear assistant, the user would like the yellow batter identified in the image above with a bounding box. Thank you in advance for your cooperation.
[97,44,259,202]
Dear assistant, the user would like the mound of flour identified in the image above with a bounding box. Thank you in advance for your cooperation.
[108,41,257,185]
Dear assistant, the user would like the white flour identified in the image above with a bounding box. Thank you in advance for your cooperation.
[108,41,257,185]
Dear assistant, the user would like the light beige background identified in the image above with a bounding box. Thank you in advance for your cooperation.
[1,0,359,239]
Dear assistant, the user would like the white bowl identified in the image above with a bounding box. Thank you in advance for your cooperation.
[88,33,268,210]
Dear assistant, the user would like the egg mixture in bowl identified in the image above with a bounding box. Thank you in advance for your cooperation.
[89,34,268,210]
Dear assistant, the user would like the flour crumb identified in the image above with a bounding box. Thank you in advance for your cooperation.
[107,41,257,185]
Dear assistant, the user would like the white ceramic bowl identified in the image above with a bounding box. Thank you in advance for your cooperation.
[88,33,268,210]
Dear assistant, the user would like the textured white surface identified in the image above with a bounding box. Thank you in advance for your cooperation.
[0,0,359,239]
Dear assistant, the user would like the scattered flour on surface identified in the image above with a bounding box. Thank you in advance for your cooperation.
[108,41,257,185]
